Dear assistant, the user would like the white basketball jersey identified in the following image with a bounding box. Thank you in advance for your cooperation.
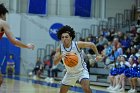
[60,41,88,73]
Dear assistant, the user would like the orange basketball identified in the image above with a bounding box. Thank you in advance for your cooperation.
[64,53,78,67]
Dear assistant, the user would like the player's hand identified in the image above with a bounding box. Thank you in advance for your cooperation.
[61,52,72,59]
[61,53,67,58]
[95,55,103,62]
[27,43,35,50]
[63,52,73,58]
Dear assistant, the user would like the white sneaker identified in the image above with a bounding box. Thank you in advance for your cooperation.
[128,88,133,93]
[28,72,33,76]
[49,78,54,83]
[112,84,121,91]
[45,77,50,82]
[110,86,115,90]
[107,86,113,90]
[33,75,37,80]
[118,88,125,92]
[131,89,137,93]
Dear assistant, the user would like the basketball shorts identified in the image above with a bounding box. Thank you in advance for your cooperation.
[61,69,89,86]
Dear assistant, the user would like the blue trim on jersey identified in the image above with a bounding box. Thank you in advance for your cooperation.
[74,41,88,71]
[80,53,88,71]
[63,41,72,52]
[74,41,81,53]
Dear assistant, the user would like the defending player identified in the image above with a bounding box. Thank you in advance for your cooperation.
[0,3,34,86]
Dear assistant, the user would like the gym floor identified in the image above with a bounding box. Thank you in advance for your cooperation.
[0,76,127,93]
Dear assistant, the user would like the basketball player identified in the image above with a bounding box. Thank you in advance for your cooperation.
[0,3,34,49]
[54,25,102,93]
[0,3,34,86]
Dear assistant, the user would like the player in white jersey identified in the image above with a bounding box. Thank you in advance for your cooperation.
[54,25,102,93]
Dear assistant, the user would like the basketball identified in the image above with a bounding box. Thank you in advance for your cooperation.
[64,52,78,67]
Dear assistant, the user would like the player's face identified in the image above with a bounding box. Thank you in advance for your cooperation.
[61,33,72,47]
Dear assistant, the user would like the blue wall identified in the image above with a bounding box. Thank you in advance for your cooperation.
[0,37,20,75]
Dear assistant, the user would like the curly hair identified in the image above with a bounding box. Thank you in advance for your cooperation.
[57,25,75,40]
[0,3,8,16]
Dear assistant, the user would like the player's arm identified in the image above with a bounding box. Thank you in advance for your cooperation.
[2,21,34,49]
[53,47,63,65]
[77,41,100,56]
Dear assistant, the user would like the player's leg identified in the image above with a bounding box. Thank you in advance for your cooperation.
[12,66,15,75]
[60,72,77,93]
[6,65,10,75]
[59,85,70,93]
[0,74,3,87]
[79,69,92,93]
[80,79,92,93]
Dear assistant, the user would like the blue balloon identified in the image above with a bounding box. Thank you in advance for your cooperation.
[124,69,131,77]
[137,67,140,71]
[137,71,140,77]
[49,23,63,41]
[124,67,138,77]
[132,72,137,77]
[110,68,118,76]
[118,67,125,74]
